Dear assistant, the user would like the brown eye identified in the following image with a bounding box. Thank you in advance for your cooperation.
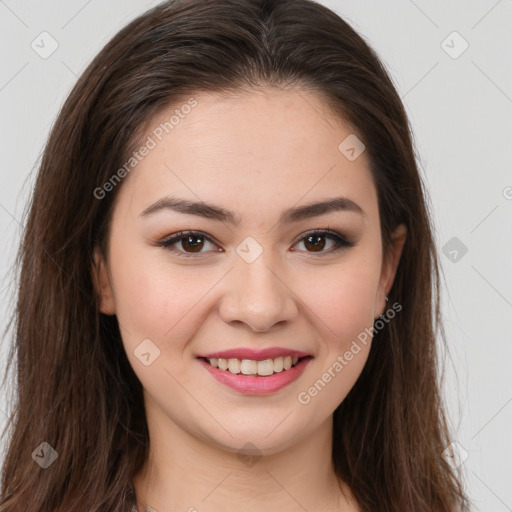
[158,229,354,259]
[293,230,354,254]
[158,231,220,258]
[180,234,206,253]
[303,233,327,252]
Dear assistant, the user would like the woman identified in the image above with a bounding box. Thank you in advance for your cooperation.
[0,0,470,510]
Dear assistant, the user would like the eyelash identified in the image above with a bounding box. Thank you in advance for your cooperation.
[156,228,356,259]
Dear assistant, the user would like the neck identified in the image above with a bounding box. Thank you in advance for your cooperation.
[132,402,356,511]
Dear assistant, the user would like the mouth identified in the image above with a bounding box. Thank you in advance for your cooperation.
[199,355,312,377]
[196,353,313,395]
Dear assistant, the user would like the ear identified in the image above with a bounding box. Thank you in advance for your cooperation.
[375,223,407,318]
[92,245,116,315]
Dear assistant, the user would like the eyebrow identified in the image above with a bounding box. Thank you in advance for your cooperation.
[139,196,365,225]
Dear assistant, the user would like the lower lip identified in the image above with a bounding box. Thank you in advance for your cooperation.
[198,357,312,395]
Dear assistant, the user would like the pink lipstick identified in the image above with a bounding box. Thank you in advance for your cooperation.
[196,347,313,395]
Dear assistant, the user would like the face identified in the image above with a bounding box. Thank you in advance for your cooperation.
[93,87,406,455]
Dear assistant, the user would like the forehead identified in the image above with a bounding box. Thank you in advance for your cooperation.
[115,87,378,223]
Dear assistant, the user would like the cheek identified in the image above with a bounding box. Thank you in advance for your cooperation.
[295,265,378,413]
[301,257,381,345]
[108,243,203,349]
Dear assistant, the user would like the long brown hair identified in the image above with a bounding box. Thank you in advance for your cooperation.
[0,0,470,510]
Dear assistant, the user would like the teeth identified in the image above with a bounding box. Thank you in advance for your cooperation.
[240,359,257,375]
[228,358,241,374]
[207,355,302,376]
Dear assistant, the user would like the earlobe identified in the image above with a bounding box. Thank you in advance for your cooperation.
[92,246,116,315]
[376,223,407,316]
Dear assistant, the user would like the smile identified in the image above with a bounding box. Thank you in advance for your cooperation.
[205,356,301,376]
[197,354,313,395]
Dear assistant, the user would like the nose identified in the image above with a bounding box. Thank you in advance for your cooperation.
[218,250,299,333]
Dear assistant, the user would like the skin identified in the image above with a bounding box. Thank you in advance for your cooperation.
[93,86,406,512]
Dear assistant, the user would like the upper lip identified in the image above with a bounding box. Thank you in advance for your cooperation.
[198,347,312,360]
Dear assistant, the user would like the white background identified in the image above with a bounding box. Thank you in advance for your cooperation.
[1,1,511,510]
